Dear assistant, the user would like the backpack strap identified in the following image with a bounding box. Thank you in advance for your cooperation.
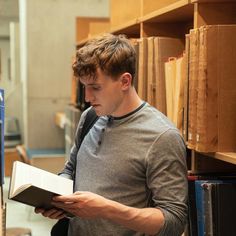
[80,108,98,144]
[72,108,98,183]
[75,107,98,149]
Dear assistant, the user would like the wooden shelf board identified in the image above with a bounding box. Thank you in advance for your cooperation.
[76,32,108,48]
[110,19,140,36]
[76,39,87,48]
[191,0,236,3]
[141,0,193,23]
[205,152,236,165]
[76,20,140,47]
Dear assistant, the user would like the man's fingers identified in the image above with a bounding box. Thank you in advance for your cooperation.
[47,209,66,219]
[52,201,78,211]
[53,194,81,203]
[35,207,45,214]
[42,208,63,218]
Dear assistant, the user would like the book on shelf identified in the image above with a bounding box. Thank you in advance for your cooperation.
[183,33,190,142]
[164,55,185,132]
[165,57,176,122]
[194,25,236,152]
[187,177,198,236]
[173,56,185,133]
[211,182,236,236]
[147,37,155,107]
[154,37,184,115]
[130,38,139,91]
[9,161,73,210]
[187,28,199,150]
[137,37,148,101]
[187,173,236,236]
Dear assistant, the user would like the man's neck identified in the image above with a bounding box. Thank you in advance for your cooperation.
[111,87,143,118]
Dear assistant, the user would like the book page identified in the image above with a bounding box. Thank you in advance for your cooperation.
[11,161,73,198]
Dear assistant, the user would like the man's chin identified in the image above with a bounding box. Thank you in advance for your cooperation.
[92,106,103,116]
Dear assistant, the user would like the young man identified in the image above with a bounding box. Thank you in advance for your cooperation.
[36,33,188,236]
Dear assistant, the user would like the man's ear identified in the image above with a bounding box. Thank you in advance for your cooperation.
[120,73,132,90]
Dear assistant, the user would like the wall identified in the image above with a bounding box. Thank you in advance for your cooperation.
[0,0,22,138]
[19,0,109,149]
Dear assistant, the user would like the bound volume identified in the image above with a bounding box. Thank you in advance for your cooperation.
[9,161,73,210]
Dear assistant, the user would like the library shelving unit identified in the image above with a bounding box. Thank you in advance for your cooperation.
[75,0,236,171]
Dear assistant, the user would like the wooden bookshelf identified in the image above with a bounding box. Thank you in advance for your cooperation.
[74,0,236,168]
[207,152,236,165]
[110,0,142,29]
[110,19,140,37]
[76,17,110,47]
[141,0,192,23]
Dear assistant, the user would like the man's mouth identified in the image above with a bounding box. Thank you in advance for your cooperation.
[92,104,100,107]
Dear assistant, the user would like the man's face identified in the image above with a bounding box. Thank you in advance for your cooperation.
[80,68,124,116]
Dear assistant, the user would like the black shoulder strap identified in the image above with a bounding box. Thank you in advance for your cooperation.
[76,107,98,149]
[72,108,98,183]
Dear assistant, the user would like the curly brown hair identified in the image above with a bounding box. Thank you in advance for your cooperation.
[73,33,136,84]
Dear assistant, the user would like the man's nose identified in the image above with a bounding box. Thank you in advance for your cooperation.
[85,87,94,103]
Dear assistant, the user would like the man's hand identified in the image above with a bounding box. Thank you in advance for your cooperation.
[51,191,108,219]
[51,191,164,235]
[36,191,164,235]
[34,207,66,219]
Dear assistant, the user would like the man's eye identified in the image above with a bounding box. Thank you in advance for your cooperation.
[92,86,101,90]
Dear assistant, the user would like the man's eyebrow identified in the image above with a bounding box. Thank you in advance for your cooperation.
[81,82,102,87]
[87,83,101,86]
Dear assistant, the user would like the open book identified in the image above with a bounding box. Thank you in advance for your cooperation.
[9,161,73,210]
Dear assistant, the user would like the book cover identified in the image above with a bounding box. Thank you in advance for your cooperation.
[187,178,198,236]
[137,37,148,101]
[195,26,207,152]
[174,55,185,133]
[195,25,236,152]
[147,37,155,106]
[9,161,73,210]
[187,28,199,150]
[212,183,236,236]
[154,37,184,115]
[164,57,176,122]
[189,176,236,236]
[183,34,190,142]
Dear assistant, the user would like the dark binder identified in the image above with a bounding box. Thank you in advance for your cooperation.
[187,179,198,236]
[212,183,236,236]
[192,178,236,236]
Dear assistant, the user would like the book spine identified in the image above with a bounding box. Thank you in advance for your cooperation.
[196,26,207,152]
[195,180,205,236]
[188,180,198,236]
[175,55,185,133]
[164,57,177,123]
[154,37,167,114]
[202,183,214,236]
[147,37,155,106]
[187,29,199,150]
[183,34,190,142]
[131,39,139,91]
[202,26,218,152]
[137,38,148,101]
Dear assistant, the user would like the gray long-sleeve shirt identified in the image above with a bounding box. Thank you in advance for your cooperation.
[61,103,188,236]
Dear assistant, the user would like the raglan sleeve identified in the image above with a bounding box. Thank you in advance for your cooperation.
[146,128,188,236]
[58,109,89,179]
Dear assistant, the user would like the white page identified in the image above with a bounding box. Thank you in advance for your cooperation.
[11,161,73,197]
